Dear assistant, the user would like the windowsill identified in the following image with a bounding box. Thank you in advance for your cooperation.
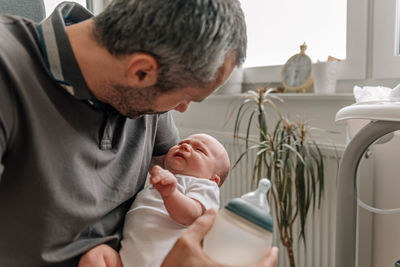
[210,92,354,101]
[173,92,355,147]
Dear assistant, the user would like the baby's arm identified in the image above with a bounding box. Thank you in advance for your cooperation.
[150,165,205,226]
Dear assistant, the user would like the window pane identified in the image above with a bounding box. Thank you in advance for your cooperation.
[397,0,400,55]
[240,0,347,67]
[44,0,87,17]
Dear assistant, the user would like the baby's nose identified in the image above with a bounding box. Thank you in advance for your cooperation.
[180,143,190,151]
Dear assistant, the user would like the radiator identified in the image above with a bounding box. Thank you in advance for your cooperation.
[218,139,341,267]
[177,128,351,267]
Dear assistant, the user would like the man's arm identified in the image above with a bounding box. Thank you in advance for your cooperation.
[150,165,204,225]
[150,155,166,169]
[162,209,279,267]
[151,112,180,166]
[150,111,179,171]
[0,121,5,179]
[0,70,16,180]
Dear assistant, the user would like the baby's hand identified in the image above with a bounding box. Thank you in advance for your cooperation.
[150,165,177,198]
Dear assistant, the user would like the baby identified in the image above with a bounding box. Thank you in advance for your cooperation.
[78,133,230,267]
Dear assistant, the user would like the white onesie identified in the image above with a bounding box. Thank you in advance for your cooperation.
[119,174,220,267]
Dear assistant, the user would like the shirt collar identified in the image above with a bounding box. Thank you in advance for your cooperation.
[37,2,93,100]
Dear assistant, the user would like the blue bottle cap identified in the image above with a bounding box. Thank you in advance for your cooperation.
[225,179,273,232]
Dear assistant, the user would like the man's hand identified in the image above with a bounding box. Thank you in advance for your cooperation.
[150,165,177,198]
[161,209,279,267]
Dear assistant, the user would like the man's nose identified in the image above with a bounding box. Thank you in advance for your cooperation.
[174,101,190,113]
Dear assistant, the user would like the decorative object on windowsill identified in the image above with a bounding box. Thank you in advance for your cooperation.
[281,43,313,93]
[228,87,329,267]
[312,56,340,94]
[213,66,244,95]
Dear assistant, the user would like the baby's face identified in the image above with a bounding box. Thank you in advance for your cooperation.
[164,134,226,182]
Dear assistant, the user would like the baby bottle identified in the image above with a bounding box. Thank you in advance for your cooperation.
[203,178,273,266]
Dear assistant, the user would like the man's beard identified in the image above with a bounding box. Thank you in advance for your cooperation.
[125,109,167,119]
[109,83,168,119]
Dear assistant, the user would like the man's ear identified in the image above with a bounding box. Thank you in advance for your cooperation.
[126,53,158,88]
[210,174,221,186]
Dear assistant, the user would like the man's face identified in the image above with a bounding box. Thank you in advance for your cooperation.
[111,54,236,119]
[115,84,217,119]
[164,134,226,180]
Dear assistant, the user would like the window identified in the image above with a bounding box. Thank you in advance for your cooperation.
[242,0,368,83]
[45,0,400,83]
[240,0,347,68]
[88,0,111,15]
[398,0,400,55]
[372,0,400,79]
[43,0,87,17]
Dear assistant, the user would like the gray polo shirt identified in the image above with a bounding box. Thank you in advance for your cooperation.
[0,2,179,266]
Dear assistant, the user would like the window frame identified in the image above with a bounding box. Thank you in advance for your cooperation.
[43,0,89,16]
[372,0,400,79]
[87,0,110,14]
[243,0,368,84]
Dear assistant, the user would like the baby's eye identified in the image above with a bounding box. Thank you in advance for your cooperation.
[196,148,204,153]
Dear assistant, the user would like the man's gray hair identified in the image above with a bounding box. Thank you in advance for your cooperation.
[93,0,247,90]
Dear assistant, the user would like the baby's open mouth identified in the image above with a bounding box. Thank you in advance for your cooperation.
[173,151,186,159]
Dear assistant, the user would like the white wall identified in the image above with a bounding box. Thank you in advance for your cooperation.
[370,136,400,266]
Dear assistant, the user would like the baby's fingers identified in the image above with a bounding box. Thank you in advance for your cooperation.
[160,176,176,185]
[150,176,161,185]
[150,165,163,175]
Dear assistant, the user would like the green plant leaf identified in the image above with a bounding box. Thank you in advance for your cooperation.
[227,87,333,266]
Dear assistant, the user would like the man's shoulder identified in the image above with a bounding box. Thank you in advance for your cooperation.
[0,16,42,73]
[0,16,45,104]
[0,15,39,52]
[0,15,21,24]
[0,15,35,36]
[0,15,20,49]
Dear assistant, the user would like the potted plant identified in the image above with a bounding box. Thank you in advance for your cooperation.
[229,87,325,267]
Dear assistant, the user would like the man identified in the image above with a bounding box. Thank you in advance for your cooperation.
[0,0,278,266]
